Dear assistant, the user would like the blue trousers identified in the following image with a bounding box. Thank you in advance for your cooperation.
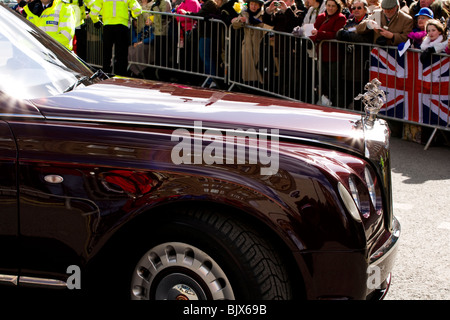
[199,37,216,80]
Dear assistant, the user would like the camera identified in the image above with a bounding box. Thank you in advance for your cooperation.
[274,1,281,6]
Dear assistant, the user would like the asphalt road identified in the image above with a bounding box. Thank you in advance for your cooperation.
[385,136,450,300]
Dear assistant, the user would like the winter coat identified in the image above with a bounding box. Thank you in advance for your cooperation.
[310,11,347,62]
[408,28,427,48]
[336,14,371,42]
[220,0,239,26]
[188,0,221,37]
[355,8,413,46]
[137,2,152,34]
[409,0,449,28]
[262,1,305,33]
[420,34,448,53]
[262,1,306,58]
[336,14,372,81]
[419,34,448,64]
[232,6,271,82]
[302,2,326,26]
[176,0,201,32]
[149,0,172,36]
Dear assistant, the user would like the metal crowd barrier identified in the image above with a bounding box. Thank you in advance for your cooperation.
[127,11,228,86]
[85,19,103,69]
[83,12,450,147]
[227,25,316,104]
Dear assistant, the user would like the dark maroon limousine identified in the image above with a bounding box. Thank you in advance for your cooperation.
[0,5,399,300]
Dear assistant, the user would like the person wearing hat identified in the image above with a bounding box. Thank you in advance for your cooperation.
[231,0,270,84]
[407,7,434,47]
[355,0,413,46]
[409,0,449,29]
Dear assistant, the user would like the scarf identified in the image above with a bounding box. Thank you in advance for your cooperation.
[247,7,262,25]
[420,34,445,51]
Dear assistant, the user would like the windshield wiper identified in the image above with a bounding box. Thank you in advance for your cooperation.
[63,75,89,93]
[63,69,109,93]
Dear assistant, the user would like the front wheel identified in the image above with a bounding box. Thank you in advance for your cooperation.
[131,241,235,300]
[129,209,292,300]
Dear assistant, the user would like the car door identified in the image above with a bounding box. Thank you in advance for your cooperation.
[0,118,19,281]
[11,120,108,280]
[0,93,98,284]
[9,118,147,282]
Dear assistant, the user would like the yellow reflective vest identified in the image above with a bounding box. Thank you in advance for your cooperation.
[67,0,87,28]
[90,0,142,27]
[24,0,76,50]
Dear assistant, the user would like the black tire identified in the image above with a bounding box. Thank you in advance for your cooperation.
[129,208,292,300]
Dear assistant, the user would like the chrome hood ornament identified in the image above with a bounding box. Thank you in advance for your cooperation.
[355,78,386,127]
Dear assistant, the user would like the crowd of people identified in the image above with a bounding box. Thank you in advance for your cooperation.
[8,0,450,102]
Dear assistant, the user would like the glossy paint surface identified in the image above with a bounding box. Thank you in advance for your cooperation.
[32,78,366,156]
[0,120,18,275]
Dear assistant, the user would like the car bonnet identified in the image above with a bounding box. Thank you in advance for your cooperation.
[31,77,368,155]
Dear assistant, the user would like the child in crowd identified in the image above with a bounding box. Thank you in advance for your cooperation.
[420,19,448,64]
[408,7,434,48]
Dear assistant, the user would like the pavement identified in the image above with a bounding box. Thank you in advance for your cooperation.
[386,134,450,300]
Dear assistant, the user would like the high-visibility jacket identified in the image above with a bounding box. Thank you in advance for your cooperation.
[24,0,76,50]
[90,0,142,27]
[67,0,87,28]
[84,0,95,10]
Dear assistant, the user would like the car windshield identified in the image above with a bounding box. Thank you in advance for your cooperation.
[0,5,94,99]
[0,0,15,7]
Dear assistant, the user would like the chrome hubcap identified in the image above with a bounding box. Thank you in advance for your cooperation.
[155,274,205,300]
[131,242,235,300]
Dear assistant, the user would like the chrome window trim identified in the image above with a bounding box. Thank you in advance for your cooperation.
[0,274,66,288]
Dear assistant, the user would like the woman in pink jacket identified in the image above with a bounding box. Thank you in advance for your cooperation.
[176,0,202,33]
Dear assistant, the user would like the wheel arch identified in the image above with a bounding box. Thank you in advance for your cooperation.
[86,199,308,299]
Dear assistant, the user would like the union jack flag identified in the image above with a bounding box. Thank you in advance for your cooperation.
[370,47,450,127]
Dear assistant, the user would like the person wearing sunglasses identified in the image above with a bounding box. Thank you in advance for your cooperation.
[336,0,372,109]
[336,0,372,42]
[339,0,370,32]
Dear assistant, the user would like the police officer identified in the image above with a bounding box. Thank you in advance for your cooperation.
[22,0,76,51]
[68,0,88,60]
[90,0,142,76]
